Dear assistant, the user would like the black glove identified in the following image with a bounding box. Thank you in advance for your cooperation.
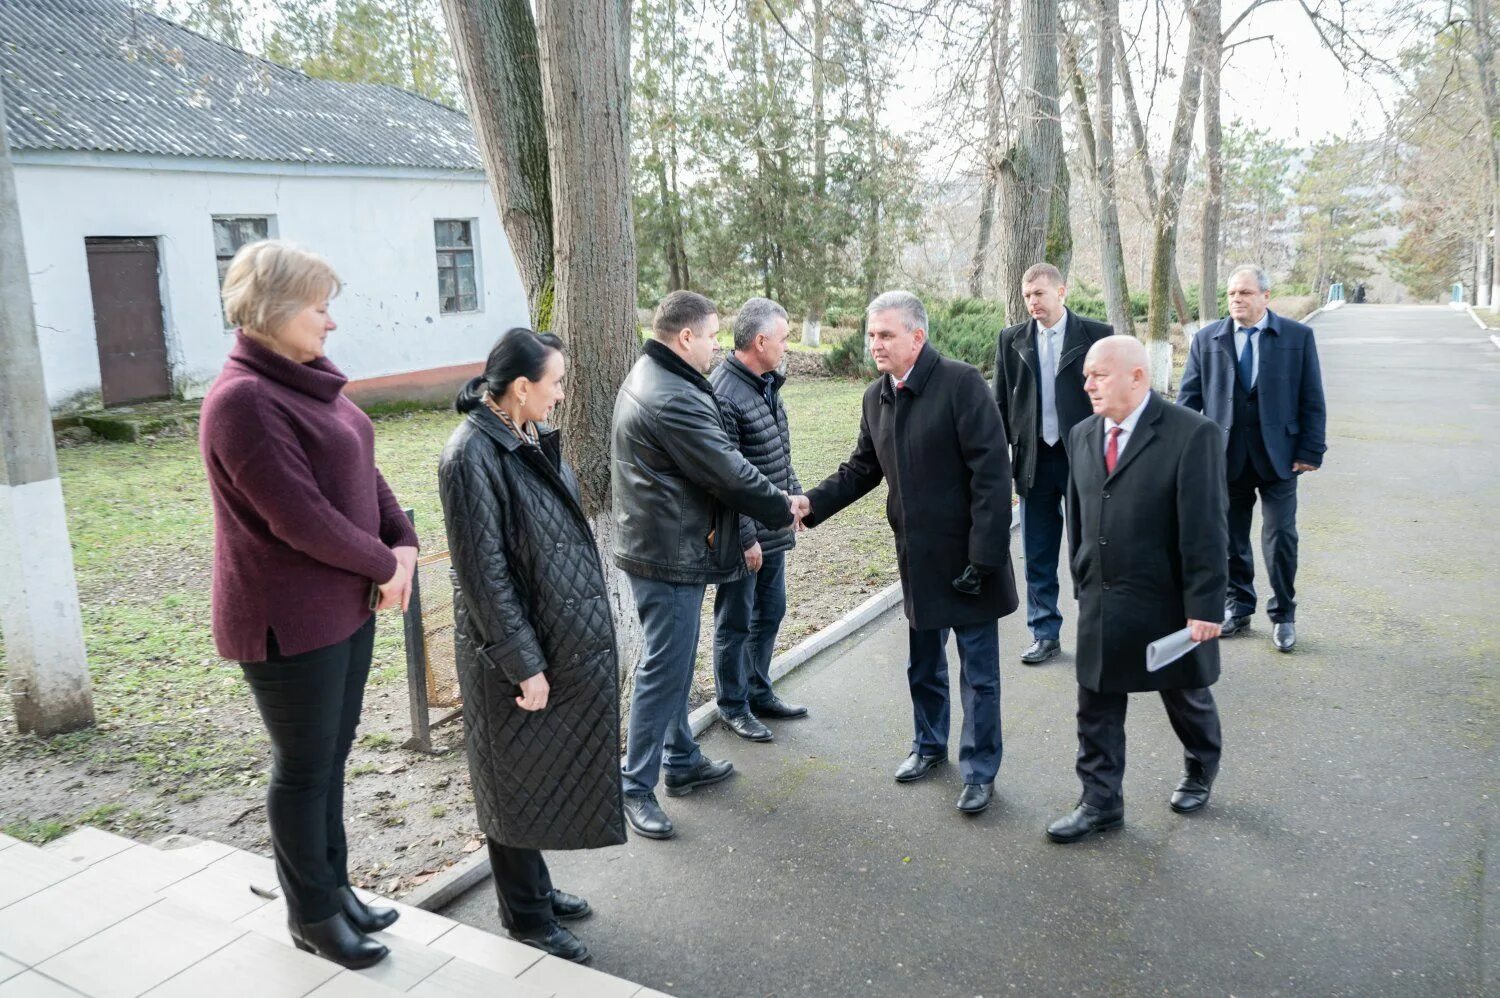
[951,563,992,596]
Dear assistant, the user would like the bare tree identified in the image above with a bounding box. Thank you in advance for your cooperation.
[440,0,554,327]
[1062,2,1131,333]
[998,0,1063,324]
[804,0,829,345]
[441,0,643,666]
[1145,0,1212,389]
[1199,0,1224,322]
[1471,0,1500,303]
[1113,21,1192,324]
[968,0,1013,298]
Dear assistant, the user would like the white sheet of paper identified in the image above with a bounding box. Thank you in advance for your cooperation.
[1146,627,1200,672]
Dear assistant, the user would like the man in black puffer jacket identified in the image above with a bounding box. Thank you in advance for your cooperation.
[612,291,796,841]
[708,298,810,743]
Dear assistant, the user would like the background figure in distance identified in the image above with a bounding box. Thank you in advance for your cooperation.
[611,291,796,841]
[792,291,1018,816]
[709,297,810,744]
[993,263,1113,666]
[438,329,624,964]
[1048,335,1228,844]
[1177,264,1327,653]
[199,240,416,970]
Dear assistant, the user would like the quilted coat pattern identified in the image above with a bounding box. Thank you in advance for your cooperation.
[438,410,625,851]
[708,355,802,554]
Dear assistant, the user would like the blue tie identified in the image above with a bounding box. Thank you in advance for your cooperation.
[1237,329,1256,390]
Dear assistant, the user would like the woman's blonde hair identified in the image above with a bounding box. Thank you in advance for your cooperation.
[221,240,342,334]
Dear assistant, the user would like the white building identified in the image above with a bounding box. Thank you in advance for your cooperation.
[2,0,527,411]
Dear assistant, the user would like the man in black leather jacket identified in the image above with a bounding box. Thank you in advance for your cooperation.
[708,298,810,744]
[612,290,796,840]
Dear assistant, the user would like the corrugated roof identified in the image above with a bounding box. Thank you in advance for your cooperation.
[0,0,483,170]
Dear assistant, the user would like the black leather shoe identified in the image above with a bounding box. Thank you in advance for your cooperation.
[1045,802,1125,843]
[512,922,590,963]
[1169,774,1213,813]
[751,694,809,719]
[1272,622,1296,652]
[549,889,591,921]
[721,711,773,742]
[623,793,674,839]
[289,912,389,969]
[1020,639,1062,665]
[956,783,993,814]
[664,758,735,797]
[894,751,947,783]
[335,885,399,933]
[1221,614,1251,637]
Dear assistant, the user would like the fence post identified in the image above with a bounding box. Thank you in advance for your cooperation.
[400,508,433,752]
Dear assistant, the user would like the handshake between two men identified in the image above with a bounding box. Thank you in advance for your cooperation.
[785,492,990,597]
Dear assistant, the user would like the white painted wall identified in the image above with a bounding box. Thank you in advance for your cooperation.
[13,152,528,408]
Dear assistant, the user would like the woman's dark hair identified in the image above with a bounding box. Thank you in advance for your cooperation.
[456,327,565,413]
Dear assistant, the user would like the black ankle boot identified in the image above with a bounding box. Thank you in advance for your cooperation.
[337,885,400,933]
[288,912,389,969]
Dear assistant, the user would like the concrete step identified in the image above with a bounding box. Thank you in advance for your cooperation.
[1,828,670,997]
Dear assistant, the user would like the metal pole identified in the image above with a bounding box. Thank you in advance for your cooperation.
[0,86,95,735]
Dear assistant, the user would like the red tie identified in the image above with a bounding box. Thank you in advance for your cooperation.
[1105,426,1123,473]
[894,379,905,390]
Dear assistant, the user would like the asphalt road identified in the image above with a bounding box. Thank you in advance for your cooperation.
[444,304,1497,997]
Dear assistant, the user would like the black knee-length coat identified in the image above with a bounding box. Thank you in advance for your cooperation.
[438,409,625,850]
[803,344,1019,630]
[1066,393,1229,693]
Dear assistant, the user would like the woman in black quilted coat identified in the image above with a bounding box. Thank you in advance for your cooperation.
[438,328,625,964]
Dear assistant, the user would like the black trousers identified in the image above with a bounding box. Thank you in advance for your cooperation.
[487,838,555,932]
[1226,465,1299,623]
[239,617,376,923]
[1075,685,1222,811]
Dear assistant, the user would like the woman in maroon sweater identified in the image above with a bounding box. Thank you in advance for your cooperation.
[199,240,417,969]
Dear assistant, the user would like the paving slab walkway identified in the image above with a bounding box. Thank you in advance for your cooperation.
[443,303,1497,997]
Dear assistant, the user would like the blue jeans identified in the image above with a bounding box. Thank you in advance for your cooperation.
[621,573,707,798]
[1021,441,1068,642]
[712,550,787,716]
[907,621,1003,784]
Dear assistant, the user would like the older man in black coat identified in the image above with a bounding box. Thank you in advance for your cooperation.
[793,291,1018,814]
[1047,335,1229,844]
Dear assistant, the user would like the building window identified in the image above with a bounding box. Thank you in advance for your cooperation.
[213,216,271,325]
[435,219,479,314]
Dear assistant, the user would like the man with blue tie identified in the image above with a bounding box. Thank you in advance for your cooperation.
[1177,265,1327,653]
[994,264,1113,665]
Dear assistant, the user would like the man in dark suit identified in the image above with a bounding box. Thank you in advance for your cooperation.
[1177,265,1327,653]
[1047,335,1228,843]
[791,291,1018,815]
[994,263,1113,665]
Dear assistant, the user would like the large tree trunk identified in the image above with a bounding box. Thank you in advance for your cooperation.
[533,0,642,675]
[440,0,554,328]
[1474,0,1500,304]
[1145,0,1210,391]
[1114,22,1191,326]
[1198,6,1224,323]
[804,0,828,347]
[1063,8,1130,334]
[968,0,1013,299]
[998,0,1063,326]
[858,12,882,303]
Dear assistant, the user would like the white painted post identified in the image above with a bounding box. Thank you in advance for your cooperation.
[0,87,94,736]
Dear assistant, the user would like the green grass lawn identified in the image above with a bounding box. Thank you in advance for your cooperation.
[1472,306,1500,329]
[0,377,893,861]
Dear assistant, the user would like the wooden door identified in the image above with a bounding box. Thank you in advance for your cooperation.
[85,237,171,406]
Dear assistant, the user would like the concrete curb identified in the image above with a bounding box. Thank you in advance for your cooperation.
[688,579,903,739]
[410,505,1022,911]
[1462,302,1493,332]
[1491,335,1500,351]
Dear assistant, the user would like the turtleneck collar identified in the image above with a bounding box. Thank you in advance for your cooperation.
[229,329,348,403]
